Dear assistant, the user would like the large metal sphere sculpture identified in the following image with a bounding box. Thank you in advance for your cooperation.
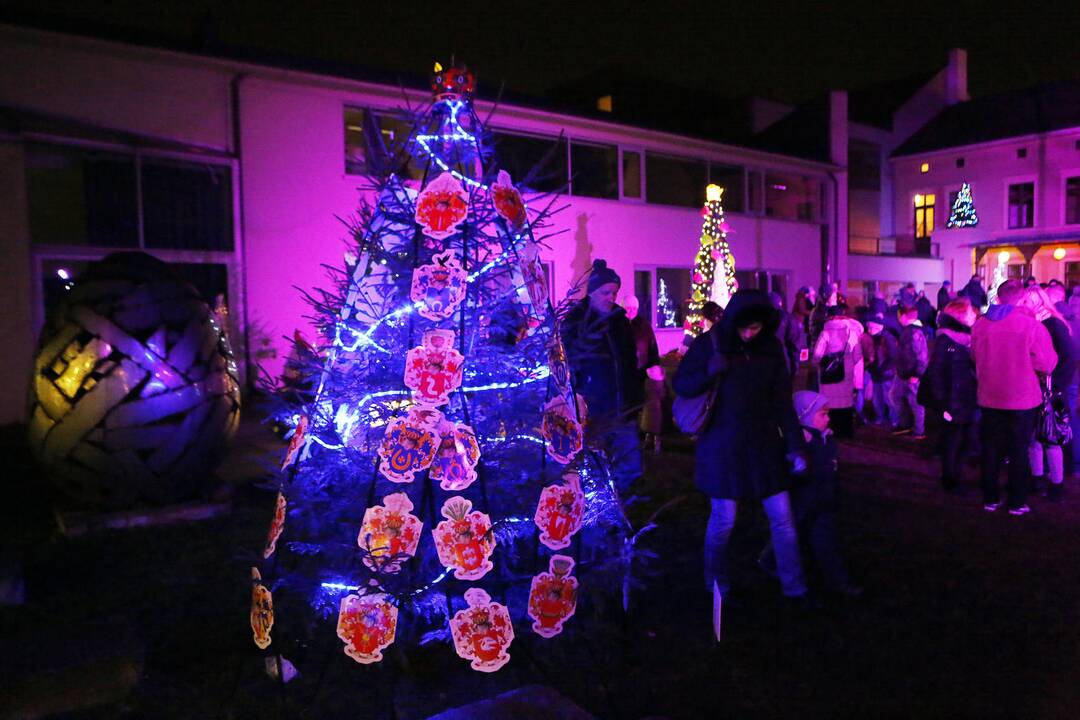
[27,252,241,508]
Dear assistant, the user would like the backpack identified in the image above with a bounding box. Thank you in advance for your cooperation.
[673,332,722,434]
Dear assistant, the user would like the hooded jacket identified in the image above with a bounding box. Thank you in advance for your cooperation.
[971,304,1057,410]
[673,290,803,500]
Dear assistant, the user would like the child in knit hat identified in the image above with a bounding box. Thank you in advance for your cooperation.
[760,390,862,596]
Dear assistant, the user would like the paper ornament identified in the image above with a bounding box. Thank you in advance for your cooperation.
[450,588,515,672]
[541,395,586,465]
[415,172,468,240]
[521,255,549,311]
[492,170,527,229]
[250,567,274,650]
[410,251,468,322]
[404,329,464,407]
[377,407,441,483]
[429,422,481,492]
[263,492,287,559]
[282,415,308,469]
[528,555,579,638]
[534,471,585,550]
[547,336,571,394]
[358,492,424,572]
[336,592,398,664]
[433,496,495,581]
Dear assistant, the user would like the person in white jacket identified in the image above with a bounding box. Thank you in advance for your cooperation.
[813,305,863,438]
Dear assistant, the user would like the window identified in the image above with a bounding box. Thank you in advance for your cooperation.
[764,173,820,222]
[569,141,617,199]
[344,106,422,179]
[142,157,233,251]
[735,269,789,302]
[709,164,745,213]
[920,162,930,173]
[654,267,692,329]
[956,157,965,169]
[621,150,642,199]
[633,270,652,325]
[849,140,881,191]
[25,142,233,250]
[914,193,935,239]
[1017,148,1028,159]
[1066,177,1080,225]
[1008,182,1035,228]
[645,154,707,207]
[491,131,567,193]
[26,143,138,247]
[747,170,763,214]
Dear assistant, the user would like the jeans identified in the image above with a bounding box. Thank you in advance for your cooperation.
[601,419,643,493]
[980,407,1037,509]
[890,377,925,435]
[941,421,972,489]
[1029,440,1064,484]
[872,377,893,425]
[704,492,807,597]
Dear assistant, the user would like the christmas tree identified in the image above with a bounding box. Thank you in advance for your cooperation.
[250,63,632,684]
[947,182,979,228]
[683,184,737,340]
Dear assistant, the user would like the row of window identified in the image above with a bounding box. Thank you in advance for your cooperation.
[344,106,823,222]
[632,266,787,330]
[25,142,234,251]
[913,178,1080,236]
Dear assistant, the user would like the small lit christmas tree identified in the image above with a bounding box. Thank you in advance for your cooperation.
[684,184,737,340]
[947,182,979,228]
[657,278,679,328]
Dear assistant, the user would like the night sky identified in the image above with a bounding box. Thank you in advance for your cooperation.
[4,0,1079,103]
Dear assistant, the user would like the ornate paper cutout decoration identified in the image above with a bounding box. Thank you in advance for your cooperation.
[263,492,287,559]
[541,394,586,465]
[528,555,579,638]
[337,592,399,664]
[547,336,571,394]
[250,567,274,650]
[492,170,527,229]
[404,329,464,407]
[429,422,481,492]
[415,172,468,240]
[282,415,308,469]
[410,251,468,321]
[451,588,515,672]
[521,255,549,312]
[377,407,441,483]
[358,492,424,572]
[433,496,495,581]
[534,471,585,550]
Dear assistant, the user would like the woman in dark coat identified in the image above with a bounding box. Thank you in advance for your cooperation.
[920,299,977,491]
[673,289,808,600]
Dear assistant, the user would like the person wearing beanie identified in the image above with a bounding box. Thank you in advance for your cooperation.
[920,298,978,492]
[760,390,861,597]
[673,289,810,605]
[561,259,644,493]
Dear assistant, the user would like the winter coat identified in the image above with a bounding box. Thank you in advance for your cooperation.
[630,315,663,434]
[960,279,988,309]
[1055,300,1080,388]
[971,304,1057,410]
[868,330,898,381]
[937,287,952,311]
[629,315,660,371]
[1043,315,1076,392]
[813,318,863,409]
[790,427,840,521]
[895,323,929,379]
[916,296,936,329]
[562,300,644,420]
[673,289,803,500]
[919,315,977,423]
[775,308,805,376]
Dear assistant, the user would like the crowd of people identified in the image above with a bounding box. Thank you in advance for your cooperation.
[561,259,1080,609]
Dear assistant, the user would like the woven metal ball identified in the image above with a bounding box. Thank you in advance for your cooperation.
[27,252,241,508]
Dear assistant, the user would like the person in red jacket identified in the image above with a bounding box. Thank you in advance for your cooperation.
[971,280,1058,515]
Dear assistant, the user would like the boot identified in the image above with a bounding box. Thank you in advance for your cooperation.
[1049,482,1063,503]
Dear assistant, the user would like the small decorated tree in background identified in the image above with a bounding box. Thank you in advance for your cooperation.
[947,182,979,228]
[683,184,737,341]
[250,62,633,691]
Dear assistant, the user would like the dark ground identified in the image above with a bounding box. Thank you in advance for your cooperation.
[4,411,1080,719]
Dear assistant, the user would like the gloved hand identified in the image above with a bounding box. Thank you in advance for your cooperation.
[707,352,728,377]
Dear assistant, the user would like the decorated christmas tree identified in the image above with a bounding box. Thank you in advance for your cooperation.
[250,63,631,686]
[947,182,979,228]
[683,184,737,340]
